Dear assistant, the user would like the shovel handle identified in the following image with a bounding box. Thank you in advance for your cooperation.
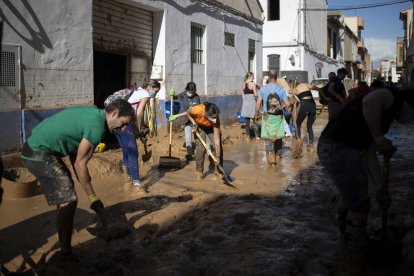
[194,131,219,164]
[381,154,392,238]
[169,95,174,157]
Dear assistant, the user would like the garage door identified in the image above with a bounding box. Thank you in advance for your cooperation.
[92,0,153,59]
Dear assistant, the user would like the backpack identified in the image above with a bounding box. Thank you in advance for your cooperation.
[319,83,331,106]
[104,88,134,107]
[266,92,283,115]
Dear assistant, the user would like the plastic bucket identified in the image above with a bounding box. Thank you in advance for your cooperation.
[237,112,246,123]
[165,101,181,119]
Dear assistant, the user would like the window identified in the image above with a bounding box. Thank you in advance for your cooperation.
[191,25,204,64]
[268,54,280,74]
[1,45,18,87]
[224,32,235,47]
[268,0,280,21]
[248,39,255,72]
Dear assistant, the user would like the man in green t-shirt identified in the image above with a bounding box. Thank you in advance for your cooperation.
[21,99,134,260]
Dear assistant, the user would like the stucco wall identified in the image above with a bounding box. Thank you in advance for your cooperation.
[1,0,261,152]
[1,0,94,109]
[159,0,263,97]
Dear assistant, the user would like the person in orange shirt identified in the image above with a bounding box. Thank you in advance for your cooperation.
[170,102,223,180]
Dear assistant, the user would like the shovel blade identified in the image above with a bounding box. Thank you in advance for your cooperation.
[87,222,133,241]
[217,164,236,188]
[158,156,182,169]
[142,150,153,163]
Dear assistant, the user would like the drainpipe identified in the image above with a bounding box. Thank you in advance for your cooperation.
[298,0,302,69]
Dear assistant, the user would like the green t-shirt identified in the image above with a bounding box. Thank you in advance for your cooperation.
[28,106,106,156]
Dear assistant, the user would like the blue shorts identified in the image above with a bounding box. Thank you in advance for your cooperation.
[21,144,77,206]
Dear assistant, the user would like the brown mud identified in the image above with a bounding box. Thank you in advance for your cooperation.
[1,112,414,275]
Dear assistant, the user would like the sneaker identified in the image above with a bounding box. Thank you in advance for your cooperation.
[185,154,194,161]
[132,180,142,187]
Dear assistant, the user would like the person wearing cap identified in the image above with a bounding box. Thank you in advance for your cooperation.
[177,82,201,160]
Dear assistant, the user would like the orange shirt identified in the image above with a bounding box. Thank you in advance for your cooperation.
[188,104,220,128]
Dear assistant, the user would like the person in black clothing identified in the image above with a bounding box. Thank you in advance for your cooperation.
[177,82,201,160]
[317,86,414,260]
[326,67,348,121]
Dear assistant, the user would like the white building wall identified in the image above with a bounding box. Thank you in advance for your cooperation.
[137,0,263,98]
[161,2,262,97]
[1,0,94,109]
[1,0,262,107]
[260,0,341,82]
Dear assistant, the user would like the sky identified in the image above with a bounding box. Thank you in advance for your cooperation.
[328,0,413,69]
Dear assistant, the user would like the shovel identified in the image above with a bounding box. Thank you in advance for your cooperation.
[159,93,182,169]
[137,121,153,164]
[86,208,133,242]
[290,98,303,158]
[142,139,152,163]
[368,149,401,261]
[194,131,236,188]
[381,154,391,239]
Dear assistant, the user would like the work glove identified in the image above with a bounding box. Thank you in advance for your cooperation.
[89,194,106,227]
[90,198,104,215]
[375,136,397,157]
[95,143,106,153]
[169,114,179,121]
[168,88,175,96]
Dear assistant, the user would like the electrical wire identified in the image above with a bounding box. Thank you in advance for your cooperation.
[303,0,410,11]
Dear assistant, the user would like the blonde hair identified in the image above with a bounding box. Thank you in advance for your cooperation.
[243,72,254,82]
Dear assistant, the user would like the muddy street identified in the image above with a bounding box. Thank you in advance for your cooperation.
[1,112,414,275]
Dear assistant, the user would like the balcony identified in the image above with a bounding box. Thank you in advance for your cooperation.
[357,16,365,29]
[358,39,364,48]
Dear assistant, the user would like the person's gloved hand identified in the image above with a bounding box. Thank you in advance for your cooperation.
[169,114,179,121]
[89,195,106,228]
[95,143,106,153]
[375,136,397,157]
[168,88,175,96]
[90,198,104,214]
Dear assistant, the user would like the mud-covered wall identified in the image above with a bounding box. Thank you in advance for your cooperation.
[1,0,94,109]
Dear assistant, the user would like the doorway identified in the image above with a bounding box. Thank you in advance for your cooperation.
[93,51,127,108]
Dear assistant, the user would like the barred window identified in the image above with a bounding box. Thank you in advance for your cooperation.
[224,32,235,47]
[248,39,255,72]
[191,25,204,64]
[268,54,280,73]
[1,49,17,87]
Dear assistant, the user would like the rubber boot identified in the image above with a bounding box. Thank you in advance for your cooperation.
[306,144,315,153]
[275,154,282,165]
[266,152,276,166]
[290,138,303,158]
[185,146,194,161]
